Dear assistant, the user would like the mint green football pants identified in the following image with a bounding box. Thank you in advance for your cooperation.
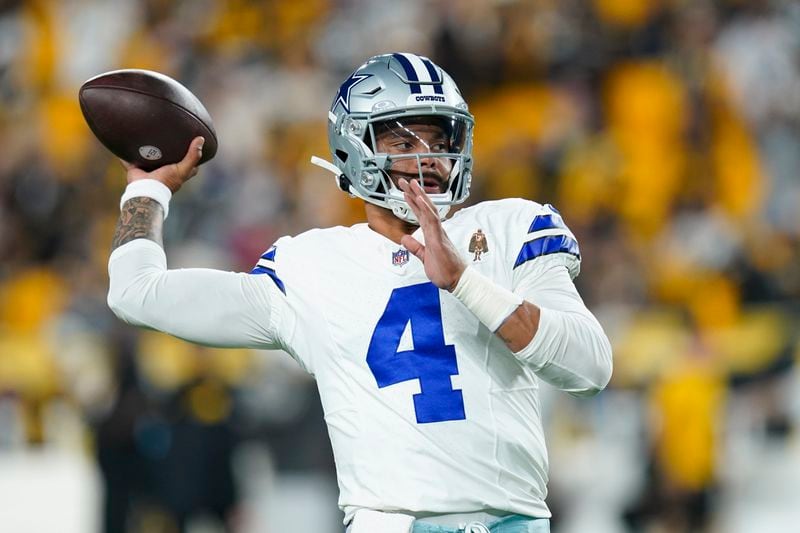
[412,515,550,533]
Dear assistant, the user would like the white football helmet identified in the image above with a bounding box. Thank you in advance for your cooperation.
[312,53,475,223]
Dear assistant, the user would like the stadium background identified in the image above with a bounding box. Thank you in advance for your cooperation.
[1,0,799,531]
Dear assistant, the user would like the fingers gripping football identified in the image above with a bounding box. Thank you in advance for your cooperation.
[122,136,205,192]
[398,178,466,291]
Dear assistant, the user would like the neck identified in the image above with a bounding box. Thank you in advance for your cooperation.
[364,203,418,244]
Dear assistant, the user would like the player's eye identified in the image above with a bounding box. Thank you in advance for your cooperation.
[391,141,414,151]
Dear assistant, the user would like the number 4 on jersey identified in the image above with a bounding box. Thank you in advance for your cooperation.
[367,282,466,423]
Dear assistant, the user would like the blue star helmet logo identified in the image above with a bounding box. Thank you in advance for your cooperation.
[332,73,372,113]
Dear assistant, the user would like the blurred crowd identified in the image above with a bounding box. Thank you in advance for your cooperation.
[1,0,799,532]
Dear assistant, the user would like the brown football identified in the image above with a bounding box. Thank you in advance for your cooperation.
[79,69,218,171]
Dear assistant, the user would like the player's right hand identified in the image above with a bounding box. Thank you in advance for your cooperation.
[120,136,205,193]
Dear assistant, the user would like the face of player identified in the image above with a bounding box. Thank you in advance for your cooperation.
[374,119,454,194]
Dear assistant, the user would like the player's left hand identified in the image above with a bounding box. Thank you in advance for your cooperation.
[397,178,466,291]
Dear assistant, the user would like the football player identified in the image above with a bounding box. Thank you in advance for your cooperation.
[108,53,613,533]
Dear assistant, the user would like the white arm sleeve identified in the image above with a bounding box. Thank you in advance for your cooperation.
[513,255,613,397]
[107,239,285,349]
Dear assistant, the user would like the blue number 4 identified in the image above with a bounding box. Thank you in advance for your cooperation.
[367,282,466,423]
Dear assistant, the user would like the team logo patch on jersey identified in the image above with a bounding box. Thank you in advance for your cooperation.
[468,229,489,261]
[392,248,410,266]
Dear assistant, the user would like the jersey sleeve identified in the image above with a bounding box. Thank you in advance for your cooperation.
[510,202,581,288]
[108,238,289,349]
[504,201,612,397]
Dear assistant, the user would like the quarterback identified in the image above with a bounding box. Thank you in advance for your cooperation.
[107,53,613,533]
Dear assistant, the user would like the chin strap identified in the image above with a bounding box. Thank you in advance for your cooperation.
[310,155,343,177]
[311,155,359,197]
[311,156,379,209]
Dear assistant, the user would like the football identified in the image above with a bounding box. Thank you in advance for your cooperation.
[79,69,218,171]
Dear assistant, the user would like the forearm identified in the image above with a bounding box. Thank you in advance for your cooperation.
[510,302,612,397]
[449,265,542,352]
[452,263,612,396]
[510,264,612,396]
[112,197,164,250]
[495,298,610,396]
[496,300,540,352]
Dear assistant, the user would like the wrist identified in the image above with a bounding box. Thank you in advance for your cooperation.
[451,266,523,332]
[120,179,172,219]
[447,265,467,293]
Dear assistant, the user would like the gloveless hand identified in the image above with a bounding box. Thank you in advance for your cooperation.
[397,178,466,291]
[121,136,205,193]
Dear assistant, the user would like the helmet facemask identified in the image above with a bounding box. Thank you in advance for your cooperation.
[311,53,475,225]
[356,113,473,223]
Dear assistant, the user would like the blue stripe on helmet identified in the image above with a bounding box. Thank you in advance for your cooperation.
[249,266,286,294]
[528,213,568,234]
[421,58,444,94]
[514,235,580,268]
[392,53,422,94]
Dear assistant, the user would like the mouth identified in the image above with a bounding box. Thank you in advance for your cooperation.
[422,176,444,194]
[391,171,446,194]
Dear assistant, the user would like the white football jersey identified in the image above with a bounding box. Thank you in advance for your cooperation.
[107,198,612,524]
[250,199,585,522]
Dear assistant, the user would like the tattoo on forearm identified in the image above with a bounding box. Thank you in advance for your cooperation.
[111,197,164,250]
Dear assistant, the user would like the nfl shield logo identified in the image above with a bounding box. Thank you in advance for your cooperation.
[392,249,409,266]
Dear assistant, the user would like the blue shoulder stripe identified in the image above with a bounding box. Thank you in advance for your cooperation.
[514,235,580,268]
[528,213,567,233]
[261,247,276,261]
[250,265,286,294]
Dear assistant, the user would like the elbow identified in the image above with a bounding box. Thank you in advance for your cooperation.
[107,289,130,323]
[107,275,147,326]
[571,374,610,398]
[572,334,613,398]
[593,334,614,391]
[568,377,609,398]
[107,282,134,324]
[567,373,610,398]
[107,243,169,328]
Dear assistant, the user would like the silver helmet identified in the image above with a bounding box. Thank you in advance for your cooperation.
[311,53,475,223]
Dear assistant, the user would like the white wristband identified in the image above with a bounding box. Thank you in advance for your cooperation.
[451,266,523,332]
[120,179,172,219]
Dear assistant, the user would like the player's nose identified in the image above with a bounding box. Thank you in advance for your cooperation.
[417,151,438,169]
